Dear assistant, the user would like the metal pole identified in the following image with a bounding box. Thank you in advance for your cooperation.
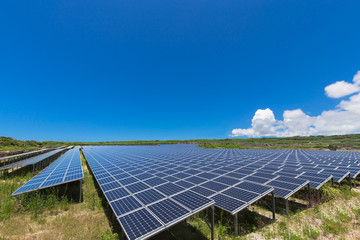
[316,189,320,202]
[349,174,352,190]
[352,175,356,187]
[79,180,83,203]
[308,183,312,207]
[272,191,276,221]
[211,205,214,240]
[285,199,289,215]
[234,213,238,236]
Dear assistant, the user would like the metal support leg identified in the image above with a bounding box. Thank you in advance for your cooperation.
[332,177,334,187]
[234,213,238,236]
[272,191,276,221]
[79,180,83,203]
[211,205,214,240]
[349,174,352,190]
[316,189,320,202]
[354,177,357,188]
[308,183,312,207]
[285,199,289,215]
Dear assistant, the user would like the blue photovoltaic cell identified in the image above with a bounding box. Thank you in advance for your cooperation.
[173,172,191,179]
[154,172,167,178]
[225,172,247,179]
[128,169,144,175]
[190,186,216,197]
[213,176,240,186]
[113,173,131,180]
[175,180,195,188]
[135,189,166,205]
[164,176,179,182]
[102,182,122,192]
[244,176,270,184]
[252,172,276,180]
[276,176,308,185]
[144,177,167,187]
[211,194,246,213]
[163,169,178,175]
[198,172,218,180]
[98,176,115,185]
[184,169,202,175]
[273,188,292,198]
[155,182,185,196]
[171,190,213,211]
[222,187,259,202]
[135,172,153,180]
[119,177,139,186]
[111,196,142,216]
[148,199,190,224]
[126,182,150,194]
[266,180,299,191]
[201,181,228,192]
[119,208,163,240]
[235,181,272,195]
[185,176,207,184]
[105,188,130,201]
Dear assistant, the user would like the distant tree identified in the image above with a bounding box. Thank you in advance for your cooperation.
[328,145,338,151]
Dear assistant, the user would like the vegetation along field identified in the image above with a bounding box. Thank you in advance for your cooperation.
[1,134,360,153]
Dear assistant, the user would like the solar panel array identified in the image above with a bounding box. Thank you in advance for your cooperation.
[12,147,83,196]
[83,148,215,240]
[82,145,360,240]
[0,147,69,172]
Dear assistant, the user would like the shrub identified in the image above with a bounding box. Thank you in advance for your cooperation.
[99,227,119,240]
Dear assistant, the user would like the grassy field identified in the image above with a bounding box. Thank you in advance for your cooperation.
[1,152,360,239]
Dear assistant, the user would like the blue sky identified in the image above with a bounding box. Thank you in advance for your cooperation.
[1,1,360,141]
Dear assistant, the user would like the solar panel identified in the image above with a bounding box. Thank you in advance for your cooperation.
[105,188,130,201]
[211,194,246,214]
[110,196,142,216]
[119,208,163,240]
[171,190,214,211]
[235,181,272,195]
[222,187,259,202]
[148,199,190,224]
[201,181,229,192]
[135,189,166,205]
[155,183,185,196]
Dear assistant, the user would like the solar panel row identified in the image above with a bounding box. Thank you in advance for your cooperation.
[0,147,69,172]
[12,147,83,196]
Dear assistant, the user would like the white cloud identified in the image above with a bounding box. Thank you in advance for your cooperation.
[232,108,280,137]
[325,71,360,98]
[232,70,360,137]
[353,71,360,85]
